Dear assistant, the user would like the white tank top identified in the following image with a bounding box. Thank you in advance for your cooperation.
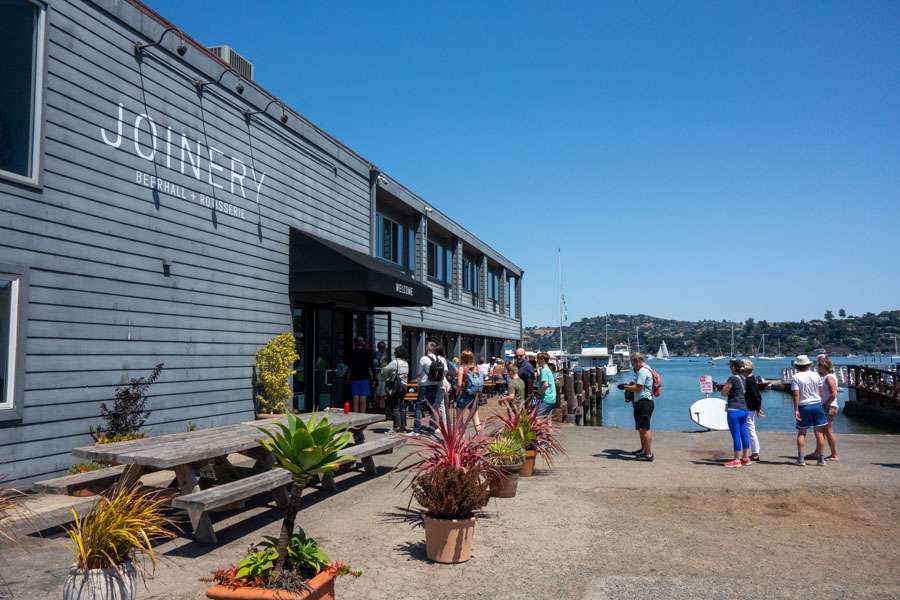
[821,373,839,408]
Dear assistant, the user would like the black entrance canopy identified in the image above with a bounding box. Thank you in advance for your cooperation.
[289,228,433,309]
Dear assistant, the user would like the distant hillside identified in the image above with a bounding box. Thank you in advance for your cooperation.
[523,311,900,357]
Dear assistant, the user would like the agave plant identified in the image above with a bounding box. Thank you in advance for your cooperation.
[488,401,564,467]
[255,411,354,573]
[394,401,502,486]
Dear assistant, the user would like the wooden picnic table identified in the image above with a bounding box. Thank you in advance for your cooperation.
[70,411,383,543]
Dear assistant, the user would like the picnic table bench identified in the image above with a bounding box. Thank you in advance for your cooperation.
[33,465,127,496]
[67,412,388,544]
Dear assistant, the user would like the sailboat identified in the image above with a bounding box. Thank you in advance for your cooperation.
[757,334,780,360]
[712,339,726,361]
[656,340,671,360]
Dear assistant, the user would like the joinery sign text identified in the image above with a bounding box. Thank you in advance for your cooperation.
[99,103,266,221]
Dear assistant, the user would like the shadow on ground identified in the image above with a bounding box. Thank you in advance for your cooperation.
[593,449,636,461]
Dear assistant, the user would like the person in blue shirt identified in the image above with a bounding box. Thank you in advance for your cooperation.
[536,352,557,417]
[623,352,654,462]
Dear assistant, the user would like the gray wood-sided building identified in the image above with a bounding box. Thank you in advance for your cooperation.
[0,0,524,484]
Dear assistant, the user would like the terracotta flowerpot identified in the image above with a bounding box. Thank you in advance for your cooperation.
[256,413,286,420]
[489,463,523,498]
[63,561,137,600]
[423,515,476,564]
[519,449,537,477]
[206,570,335,600]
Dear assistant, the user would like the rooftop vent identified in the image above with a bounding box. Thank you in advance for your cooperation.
[207,45,254,81]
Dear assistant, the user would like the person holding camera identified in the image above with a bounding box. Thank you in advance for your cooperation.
[621,352,654,461]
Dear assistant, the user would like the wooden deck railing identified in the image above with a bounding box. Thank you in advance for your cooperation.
[847,365,900,410]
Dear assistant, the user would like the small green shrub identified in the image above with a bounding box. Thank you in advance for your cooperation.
[255,334,299,414]
[67,462,108,475]
[486,435,525,466]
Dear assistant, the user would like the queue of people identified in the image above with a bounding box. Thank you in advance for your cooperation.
[374,345,548,438]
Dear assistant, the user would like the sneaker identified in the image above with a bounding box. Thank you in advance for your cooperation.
[750,454,761,462]
[817,455,826,467]
[631,449,646,456]
[635,454,654,462]
[797,456,806,466]
[741,458,751,466]
[406,431,420,437]
[724,459,742,468]
[385,429,397,435]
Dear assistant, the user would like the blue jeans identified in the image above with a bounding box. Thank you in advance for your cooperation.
[538,401,554,417]
[727,409,749,451]
[415,385,442,433]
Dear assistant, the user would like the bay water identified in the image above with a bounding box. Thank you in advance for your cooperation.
[591,356,894,434]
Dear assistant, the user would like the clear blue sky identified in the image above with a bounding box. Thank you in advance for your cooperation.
[146,0,900,326]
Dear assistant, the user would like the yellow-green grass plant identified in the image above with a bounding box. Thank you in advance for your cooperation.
[64,484,178,576]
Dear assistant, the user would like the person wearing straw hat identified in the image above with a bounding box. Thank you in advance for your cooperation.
[791,355,827,466]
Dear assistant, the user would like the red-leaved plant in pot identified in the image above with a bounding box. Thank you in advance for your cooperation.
[394,403,502,563]
[488,400,565,476]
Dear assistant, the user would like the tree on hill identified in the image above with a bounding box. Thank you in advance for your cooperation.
[839,308,846,318]
[825,310,834,322]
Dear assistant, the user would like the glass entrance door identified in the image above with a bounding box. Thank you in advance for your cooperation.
[314,305,335,409]
[291,301,394,412]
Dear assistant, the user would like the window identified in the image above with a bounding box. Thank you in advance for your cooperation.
[462,259,473,292]
[407,228,415,272]
[0,265,26,419]
[427,240,451,284]
[445,248,453,285]
[376,214,414,272]
[0,0,46,185]
[508,276,516,316]
[488,272,499,302]
[427,241,439,279]
[376,216,401,264]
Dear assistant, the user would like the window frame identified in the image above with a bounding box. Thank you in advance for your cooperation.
[427,238,450,285]
[0,262,29,422]
[0,0,48,187]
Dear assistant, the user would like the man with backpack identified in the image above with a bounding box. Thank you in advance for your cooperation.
[413,341,447,437]
[623,352,655,462]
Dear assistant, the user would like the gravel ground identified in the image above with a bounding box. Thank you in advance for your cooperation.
[2,424,898,600]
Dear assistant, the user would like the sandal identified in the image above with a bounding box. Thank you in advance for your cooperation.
[825,456,840,461]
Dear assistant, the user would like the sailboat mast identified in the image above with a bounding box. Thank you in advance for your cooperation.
[558,248,563,366]
[636,326,641,353]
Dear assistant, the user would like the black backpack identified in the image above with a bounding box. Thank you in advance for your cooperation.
[427,356,445,382]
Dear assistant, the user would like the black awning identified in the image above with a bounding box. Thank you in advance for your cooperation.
[289,228,432,308]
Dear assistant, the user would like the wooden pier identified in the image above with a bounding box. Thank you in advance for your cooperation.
[845,365,900,428]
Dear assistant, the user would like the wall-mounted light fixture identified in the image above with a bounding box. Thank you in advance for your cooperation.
[377,175,389,185]
[424,206,434,213]
[243,99,288,124]
[134,26,187,57]
[194,67,244,94]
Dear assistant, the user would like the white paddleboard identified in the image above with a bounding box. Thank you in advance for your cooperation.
[689,397,729,431]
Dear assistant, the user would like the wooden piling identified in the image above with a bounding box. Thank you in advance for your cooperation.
[565,374,576,422]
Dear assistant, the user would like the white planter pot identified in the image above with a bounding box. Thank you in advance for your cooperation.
[62,562,137,600]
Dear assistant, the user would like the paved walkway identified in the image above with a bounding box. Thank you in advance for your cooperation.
[2,425,898,599]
